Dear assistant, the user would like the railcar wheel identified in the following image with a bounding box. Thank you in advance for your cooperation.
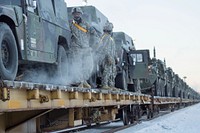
[155,79,161,96]
[129,106,137,124]
[0,23,18,80]
[146,107,150,119]
[122,107,129,125]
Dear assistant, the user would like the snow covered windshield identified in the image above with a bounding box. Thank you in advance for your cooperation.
[0,0,21,6]
[130,53,143,63]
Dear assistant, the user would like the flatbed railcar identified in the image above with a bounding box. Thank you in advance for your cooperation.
[0,2,199,133]
[0,80,199,132]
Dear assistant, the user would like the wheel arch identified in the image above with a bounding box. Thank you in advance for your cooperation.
[0,15,21,59]
[58,35,69,51]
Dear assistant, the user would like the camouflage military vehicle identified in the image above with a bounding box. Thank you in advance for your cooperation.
[178,79,185,98]
[183,83,189,99]
[180,79,197,100]
[113,32,135,90]
[173,74,181,97]
[127,49,158,94]
[111,33,163,95]
[0,0,71,80]
[121,48,174,96]
[165,67,174,97]
[189,87,200,100]
[154,59,167,96]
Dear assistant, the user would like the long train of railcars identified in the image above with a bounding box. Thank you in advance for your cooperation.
[0,2,200,133]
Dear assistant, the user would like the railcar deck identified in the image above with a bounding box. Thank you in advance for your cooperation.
[0,80,198,133]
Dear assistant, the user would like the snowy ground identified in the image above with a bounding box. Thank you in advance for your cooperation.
[117,103,200,133]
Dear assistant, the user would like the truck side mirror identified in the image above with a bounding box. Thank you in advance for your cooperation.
[130,54,136,66]
[32,0,37,9]
[26,0,37,9]
[133,57,136,65]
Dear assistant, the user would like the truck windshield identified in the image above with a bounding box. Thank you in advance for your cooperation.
[0,0,21,6]
[130,53,143,63]
[0,0,11,5]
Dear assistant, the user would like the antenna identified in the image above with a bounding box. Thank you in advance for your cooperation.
[153,46,156,58]
[164,58,166,66]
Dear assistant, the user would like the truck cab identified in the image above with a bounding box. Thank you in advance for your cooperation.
[0,0,71,80]
[127,49,157,94]
[113,32,135,90]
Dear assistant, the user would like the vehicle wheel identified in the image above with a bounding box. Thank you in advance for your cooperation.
[122,107,129,125]
[146,108,150,119]
[130,106,137,123]
[115,70,127,90]
[57,45,67,80]
[165,85,168,97]
[128,84,134,92]
[0,23,18,80]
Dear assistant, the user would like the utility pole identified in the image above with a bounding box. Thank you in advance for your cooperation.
[183,76,187,82]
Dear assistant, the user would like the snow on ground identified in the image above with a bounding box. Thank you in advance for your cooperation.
[117,103,200,133]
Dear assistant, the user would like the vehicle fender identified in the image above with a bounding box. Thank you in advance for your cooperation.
[0,6,19,26]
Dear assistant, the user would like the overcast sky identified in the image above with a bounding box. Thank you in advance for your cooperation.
[66,0,200,92]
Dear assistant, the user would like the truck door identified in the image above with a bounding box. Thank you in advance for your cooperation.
[25,0,44,61]
[25,0,57,63]
[38,0,57,63]
[128,50,150,79]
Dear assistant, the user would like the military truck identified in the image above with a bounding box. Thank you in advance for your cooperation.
[173,74,181,97]
[113,32,135,90]
[115,46,172,96]
[165,67,174,97]
[127,49,190,98]
[126,49,158,94]
[0,0,71,80]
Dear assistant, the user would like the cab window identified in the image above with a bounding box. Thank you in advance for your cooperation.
[0,0,20,5]
[39,0,55,22]
[137,54,143,62]
[12,0,21,5]
[0,0,11,5]
[130,53,143,63]
[53,0,67,21]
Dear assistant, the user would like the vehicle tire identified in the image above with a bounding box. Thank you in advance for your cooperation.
[122,107,129,125]
[155,79,161,96]
[115,70,127,90]
[0,23,18,80]
[146,108,150,119]
[165,85,168,97]
[57,45,67,80]
[130,106,137,123]
[128,84,134,92]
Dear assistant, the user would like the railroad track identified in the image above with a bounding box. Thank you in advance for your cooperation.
[101,110,172,133]
[52,109,173,133]
[50,119,121,133]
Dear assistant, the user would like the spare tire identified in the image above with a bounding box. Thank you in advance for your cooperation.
[115,70,128,90]
[0,23,18,80]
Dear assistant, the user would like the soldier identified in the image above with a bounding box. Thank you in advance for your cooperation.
[97,22,117,89]
[69,7,95,88]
